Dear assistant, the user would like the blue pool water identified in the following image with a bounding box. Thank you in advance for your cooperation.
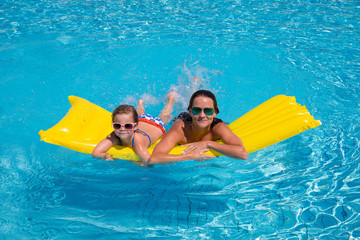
[1,0,359,239]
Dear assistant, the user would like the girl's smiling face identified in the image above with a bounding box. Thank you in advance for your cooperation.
[113,113,137,139]
[189,96,216,129]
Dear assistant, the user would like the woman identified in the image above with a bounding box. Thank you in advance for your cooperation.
[149,90,248,164]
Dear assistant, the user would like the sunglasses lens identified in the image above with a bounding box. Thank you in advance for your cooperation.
[191,107,202,115]
[113,123,134,130]
[204,108,214,115]
[191,107,214,115]
[124,124,134,130]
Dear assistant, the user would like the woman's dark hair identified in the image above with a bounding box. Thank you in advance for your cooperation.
[187,90,219,114]
[112,105,138,123]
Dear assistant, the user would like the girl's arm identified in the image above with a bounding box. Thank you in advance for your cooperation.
[92,132,117,161]
[149,121,215,164]
[182,122,248,160]
[132,135,151,164]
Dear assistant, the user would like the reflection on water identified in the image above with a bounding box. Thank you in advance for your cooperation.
[1,0,360,239]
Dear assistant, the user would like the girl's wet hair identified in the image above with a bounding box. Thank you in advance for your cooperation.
[112,105,138,123]
[187,90,219,114]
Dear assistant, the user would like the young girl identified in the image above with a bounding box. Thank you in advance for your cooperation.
[92,92,176,164]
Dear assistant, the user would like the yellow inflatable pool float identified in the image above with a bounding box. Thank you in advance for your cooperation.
[39,95,321,161]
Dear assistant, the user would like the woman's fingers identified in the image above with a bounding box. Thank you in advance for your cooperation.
[181,142,209,154]
[181,146,216,161]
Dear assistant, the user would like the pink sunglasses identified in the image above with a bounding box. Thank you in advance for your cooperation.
[112,122,136,130]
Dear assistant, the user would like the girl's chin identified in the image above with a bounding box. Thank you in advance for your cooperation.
[115,132,132,138]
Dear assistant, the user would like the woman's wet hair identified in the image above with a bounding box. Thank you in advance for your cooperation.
[172,112,192,122]
[112,105,138,123]
[187,90,220,114]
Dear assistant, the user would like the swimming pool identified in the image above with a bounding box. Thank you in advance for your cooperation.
[1,0,359,239]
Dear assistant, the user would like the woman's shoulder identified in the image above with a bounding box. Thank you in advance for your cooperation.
[170,118,187,131]
[212,119,227,128]
[158,119,187,145]
[211,120,231,135]
[210,117,223,129]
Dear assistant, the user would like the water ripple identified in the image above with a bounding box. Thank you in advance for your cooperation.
[1,0,359,238]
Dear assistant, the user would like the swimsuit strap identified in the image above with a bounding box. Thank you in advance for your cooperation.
[132,129,151,148]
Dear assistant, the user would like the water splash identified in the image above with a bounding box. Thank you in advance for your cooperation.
[170,60,222,111]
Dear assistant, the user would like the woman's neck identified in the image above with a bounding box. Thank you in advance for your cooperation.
[188,122,211,142]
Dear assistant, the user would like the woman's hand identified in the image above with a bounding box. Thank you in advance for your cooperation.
[181,141,211,154]
[181,141,215,161]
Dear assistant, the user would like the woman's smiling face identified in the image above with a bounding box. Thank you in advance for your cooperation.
[189,96,216,129]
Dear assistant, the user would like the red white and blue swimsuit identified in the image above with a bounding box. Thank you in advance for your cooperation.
[138,114,166,135]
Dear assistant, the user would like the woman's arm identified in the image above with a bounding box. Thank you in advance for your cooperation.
[182,122,248,160]
[92,132,117,160]
[149,121,215,164]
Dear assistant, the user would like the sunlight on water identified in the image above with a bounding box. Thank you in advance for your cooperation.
[1,0,360,239]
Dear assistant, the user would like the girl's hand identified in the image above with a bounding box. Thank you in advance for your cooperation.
[103,154,114,161]
[130,159,153,167]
